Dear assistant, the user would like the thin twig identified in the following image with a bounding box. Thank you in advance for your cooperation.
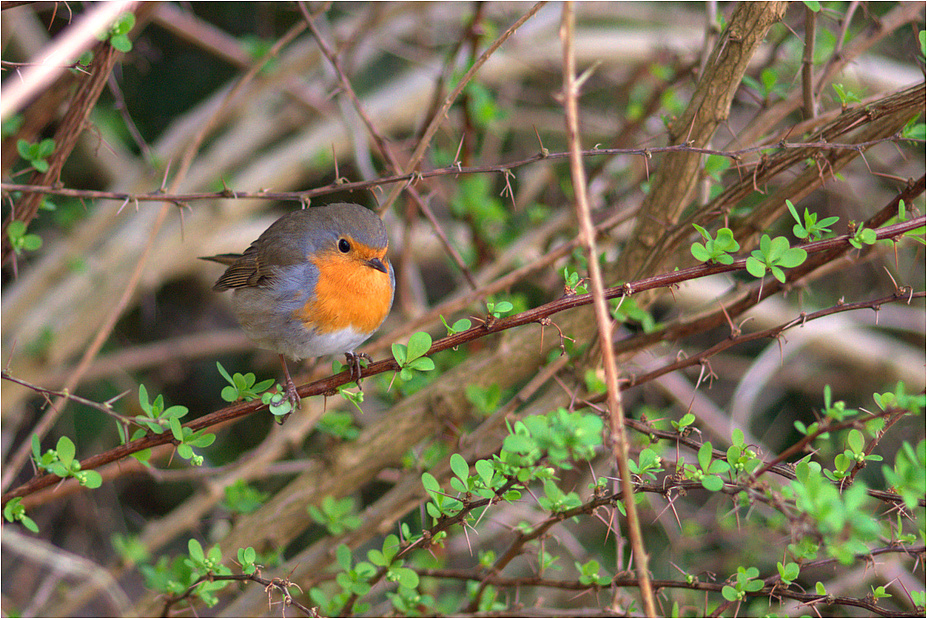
[379,1,548,213]
[3,135,921,206]
[1,370,131,422]
[560,3,656,615]
[299,2,478,289]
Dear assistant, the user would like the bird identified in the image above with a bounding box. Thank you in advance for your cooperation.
[202,202,394,410]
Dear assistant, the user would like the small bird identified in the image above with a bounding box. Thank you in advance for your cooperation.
[202,202,394,410]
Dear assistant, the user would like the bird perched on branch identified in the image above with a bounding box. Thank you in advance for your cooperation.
[203,202,394,410]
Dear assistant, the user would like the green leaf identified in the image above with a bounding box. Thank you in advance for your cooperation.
[138,384,150,413]
[253,378,275,393]
[786,199,801,223]
[770,265,786,283]
[766,235,789,259]
[391,343,407,366]
[704,154,730,180]
[188,538,205,562]
[407,357,434,371]
[778,561,800,583]
[31,434,42,461]
[80,470,103,488]
[698,441,713,471]
[731,428,744,446]
[381,534,400,562]
[56,436,76,465]
[745,256,766,278]
[502,433,534,454]
[778,247,807,268]
[2,114,23,138]
[8,220,26,238]
[110,34,132,52]
[16,139,32,159]
[475,459,494,485]
[692,223,710,240]
[112,12,136,35]
[38,139,56,159]
[492,300,514,314]
[239,546,256,564]
[847,429,864,453]
[421,472,440,494]
[21,515,40,533]
[394,566,419,589]
[22,235,42,251]
[190,432,216,448]
[406,332,432,361]
[367,549,388,567]
[169,416,183,441]
[450,453,469,482]
[691,242,710,262]
[49,463,69,477]
[336,544,352,570]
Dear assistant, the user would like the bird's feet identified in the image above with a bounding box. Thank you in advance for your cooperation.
[344,351,372,389]
[283,376,302,411]
[276,354,301,420]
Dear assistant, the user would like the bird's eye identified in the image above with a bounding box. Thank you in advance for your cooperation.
[338,238,351,253]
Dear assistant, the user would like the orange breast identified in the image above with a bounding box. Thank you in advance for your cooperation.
[295,249,393,335]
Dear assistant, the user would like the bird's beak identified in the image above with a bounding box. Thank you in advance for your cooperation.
[366,257,389,274]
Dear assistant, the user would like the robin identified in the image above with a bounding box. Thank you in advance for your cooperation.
[202,202,394,410]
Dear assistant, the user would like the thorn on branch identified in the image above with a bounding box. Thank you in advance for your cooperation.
[538,317,573,356]
[718,300,740,338]
[533,126,549,157]
[220,178,236,199]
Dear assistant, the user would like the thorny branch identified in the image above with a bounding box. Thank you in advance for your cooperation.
[3,136,921,207]
[3,214,922,504]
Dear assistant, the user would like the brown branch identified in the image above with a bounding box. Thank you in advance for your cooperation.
[802,5,817,118]
[3,136,919,206]
[417,544,926,618]
[560,2,655,616]
[0,370,131,422]
[3,216,921,504]
[2,39,120,265]
[617,2,789,283]
[629,82,925,285]
[735,2,924,148]
[161,571,314,617]
[620,290,927,403]
[620,173,925,357]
